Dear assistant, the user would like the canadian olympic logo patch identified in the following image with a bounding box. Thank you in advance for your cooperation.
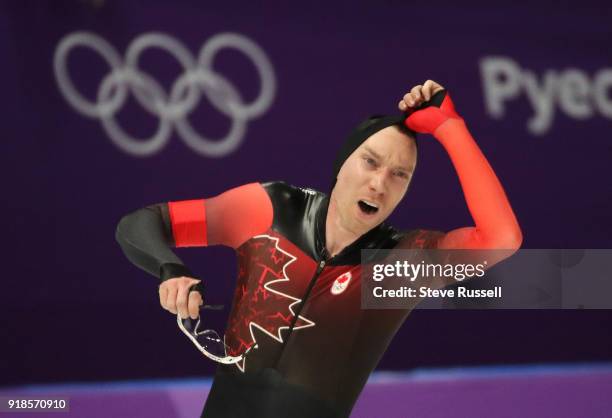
[331,271,352,295]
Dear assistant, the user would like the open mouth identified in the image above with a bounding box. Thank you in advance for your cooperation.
[358,200,379,215]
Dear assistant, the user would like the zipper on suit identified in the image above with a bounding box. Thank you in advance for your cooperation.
[278,259,327,355]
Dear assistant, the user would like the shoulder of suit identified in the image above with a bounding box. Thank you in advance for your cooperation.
[261,181,324,203]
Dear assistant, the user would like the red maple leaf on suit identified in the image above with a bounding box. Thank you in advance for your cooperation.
[225,235,315,372]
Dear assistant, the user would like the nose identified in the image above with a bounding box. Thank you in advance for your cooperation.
[368,169,388,196]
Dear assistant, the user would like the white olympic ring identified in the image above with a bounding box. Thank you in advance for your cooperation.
[53,31,277,157]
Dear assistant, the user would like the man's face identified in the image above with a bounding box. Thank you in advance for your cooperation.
[332,126,417,233]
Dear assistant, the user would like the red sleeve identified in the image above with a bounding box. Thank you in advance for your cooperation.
[404,92,521,251]
[168,199,208,247]
[168,183,273,249]
[432,119,523,251]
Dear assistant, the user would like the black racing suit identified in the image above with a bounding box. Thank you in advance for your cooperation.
[115,181,442,418]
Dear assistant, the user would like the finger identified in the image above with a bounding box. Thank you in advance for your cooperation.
[166,285,178,314]
[398,100,407,111]
[410,85,423,102]
[403,93,415,107]
[158,283,168,309]
[176,281,193,319]
[431,80,444,94]
[188,290,203,320]
[412,95,424,107]
[422,80,434,100]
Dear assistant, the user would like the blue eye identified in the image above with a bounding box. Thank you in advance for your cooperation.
[365,157,376,166]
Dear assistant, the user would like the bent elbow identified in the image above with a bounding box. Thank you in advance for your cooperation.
[115,209,142,246]
[506,225,523,250]
[482,227,523,252]
[115,213,132,245]
[512,228,523,250]
[495,228,523,254]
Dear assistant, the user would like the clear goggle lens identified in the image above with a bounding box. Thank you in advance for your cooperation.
[177,305,253,364]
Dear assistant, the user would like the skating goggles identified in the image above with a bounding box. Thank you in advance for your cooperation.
[177,303,254,365]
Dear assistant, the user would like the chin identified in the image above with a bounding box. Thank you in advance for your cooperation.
[357,214,383,231]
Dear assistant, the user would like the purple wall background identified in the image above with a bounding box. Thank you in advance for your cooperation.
[1,0,611,386]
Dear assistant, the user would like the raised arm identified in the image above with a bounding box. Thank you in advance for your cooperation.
[400,81,522,262]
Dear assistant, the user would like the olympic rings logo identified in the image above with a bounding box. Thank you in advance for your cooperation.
[53,31,276,157]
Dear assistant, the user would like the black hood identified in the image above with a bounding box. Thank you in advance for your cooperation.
[331,114,416,191]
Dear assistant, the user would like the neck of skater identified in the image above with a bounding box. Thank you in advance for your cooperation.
[325,191,369,258]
